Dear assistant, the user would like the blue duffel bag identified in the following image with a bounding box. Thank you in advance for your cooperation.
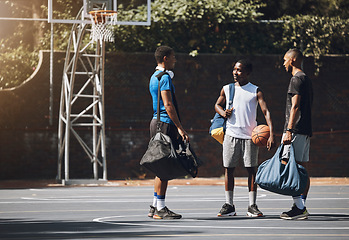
[255,143,308,196]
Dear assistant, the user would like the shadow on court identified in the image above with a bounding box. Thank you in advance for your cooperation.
[0,219,202,239]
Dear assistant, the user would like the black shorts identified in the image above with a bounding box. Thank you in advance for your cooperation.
[149,119,180,150]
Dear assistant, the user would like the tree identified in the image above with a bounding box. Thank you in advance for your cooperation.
[277,15,349,74]
[0,0,44,89]
[1,0,348,88]
[0,0,81,89]
[260,0,349,19]
[112,0,266,54]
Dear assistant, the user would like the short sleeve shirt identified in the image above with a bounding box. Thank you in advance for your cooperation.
[149,70,175,125]
[284,71,313,136]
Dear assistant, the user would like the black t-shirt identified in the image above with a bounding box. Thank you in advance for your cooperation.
[284,71,313,136]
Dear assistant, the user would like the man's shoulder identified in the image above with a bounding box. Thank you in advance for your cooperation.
[150,71,171,83]
[248,82,258,88]
[222,83,235,94]
[292,71,309,82]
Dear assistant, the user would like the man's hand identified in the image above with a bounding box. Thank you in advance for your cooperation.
[224,108,234,118]
[282,131,292,145]
[266,134,275,151]
[178,128,189,142]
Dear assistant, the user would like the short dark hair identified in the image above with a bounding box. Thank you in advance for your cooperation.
[286,48,303,61]
[236,59,253,73]
[154,46,174,63]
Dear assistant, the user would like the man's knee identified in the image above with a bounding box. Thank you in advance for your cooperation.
[225,167,235,175]
[246,167,256,175]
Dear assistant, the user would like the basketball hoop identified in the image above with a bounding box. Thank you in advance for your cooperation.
[89,10,117,43]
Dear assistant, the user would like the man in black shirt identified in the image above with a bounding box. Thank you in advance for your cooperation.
[280,48,313,220]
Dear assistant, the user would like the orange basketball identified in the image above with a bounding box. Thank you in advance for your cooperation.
[251,124,270,147]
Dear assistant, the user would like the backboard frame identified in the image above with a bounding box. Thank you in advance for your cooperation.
[47,0,151,26]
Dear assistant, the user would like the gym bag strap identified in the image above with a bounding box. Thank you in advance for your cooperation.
[155,71,180,130]
[209,83,235,144]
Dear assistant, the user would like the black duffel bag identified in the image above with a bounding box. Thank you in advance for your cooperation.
[140,132,199,180]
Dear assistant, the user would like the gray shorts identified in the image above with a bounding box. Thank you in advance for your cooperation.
[222,135,259,168]
[281,133,310,163]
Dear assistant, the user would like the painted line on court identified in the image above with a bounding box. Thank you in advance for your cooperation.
[111,233,349,237]
[0,194,348,204]
[93,215,349,230]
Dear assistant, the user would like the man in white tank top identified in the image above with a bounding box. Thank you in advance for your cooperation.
[215,59,275,217]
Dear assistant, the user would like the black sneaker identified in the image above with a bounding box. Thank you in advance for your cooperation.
[217,203,236,217]
[153,207,182,219]
[148,205,156,218]
[247,204,264,217]
[280,205,309,220]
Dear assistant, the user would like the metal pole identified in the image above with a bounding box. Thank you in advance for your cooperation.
[101,41,107,180]
[93,41,100,180]
[50,22,54,126]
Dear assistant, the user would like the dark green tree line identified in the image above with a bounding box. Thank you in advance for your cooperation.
[0,0,348,88]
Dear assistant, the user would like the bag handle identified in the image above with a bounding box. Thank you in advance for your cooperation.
[278,143,296,164]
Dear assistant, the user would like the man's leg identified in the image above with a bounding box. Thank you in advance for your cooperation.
[148,178,158,217]
[219,135,239,217]
[246,167,257,207]
[246,167,263,217]
[225,167,235,205]
[155,176,168,211]
[218,167,236,216]
[298,161,310,205]
[280,134,310,220]
[246,167,257,192]
[152,177,181,219]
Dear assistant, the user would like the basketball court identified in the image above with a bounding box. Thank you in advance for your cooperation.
[0,180,348,239]
[0,2,348,239]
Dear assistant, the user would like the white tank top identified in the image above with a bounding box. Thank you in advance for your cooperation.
[224,82,258,139]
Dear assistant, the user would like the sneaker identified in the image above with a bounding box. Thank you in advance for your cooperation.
[217,203,236,217]
[148,205,156,218]
[153,207,182,219]
[247,204,264,217]
[280,205,309,220]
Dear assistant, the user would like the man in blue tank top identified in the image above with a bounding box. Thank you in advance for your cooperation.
[147,46,189,220]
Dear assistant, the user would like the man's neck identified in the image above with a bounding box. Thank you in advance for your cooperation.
[156,66,175,79]
[157,63,166,70]
[292,67,303,76]
[235,79,249,87]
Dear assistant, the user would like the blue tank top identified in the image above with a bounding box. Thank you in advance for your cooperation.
[149,70,175,125]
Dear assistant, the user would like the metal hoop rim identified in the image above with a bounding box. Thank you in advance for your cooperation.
[89,10,117,24]
[89,10,118,17]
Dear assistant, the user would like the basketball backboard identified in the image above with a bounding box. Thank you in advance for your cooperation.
[48,0,151,25]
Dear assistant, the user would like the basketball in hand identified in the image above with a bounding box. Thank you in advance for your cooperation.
[251,125,270,147]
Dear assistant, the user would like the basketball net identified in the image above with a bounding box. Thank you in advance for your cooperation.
[89,10,117,44]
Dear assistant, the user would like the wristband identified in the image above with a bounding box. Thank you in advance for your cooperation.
[286,128,295,133]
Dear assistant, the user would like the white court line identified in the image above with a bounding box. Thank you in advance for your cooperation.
[0,195,347,204]
[14,195,264,203]
[93,215,349,230]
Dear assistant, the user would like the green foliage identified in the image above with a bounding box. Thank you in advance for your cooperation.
[112,0,348,74]
[112,0,265,54]
[40,0,83,51]
[0,0,80,89]
[260,0,349,19]
[1,0,349,88]
[277,15,349,73]
[0,40,38,89]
